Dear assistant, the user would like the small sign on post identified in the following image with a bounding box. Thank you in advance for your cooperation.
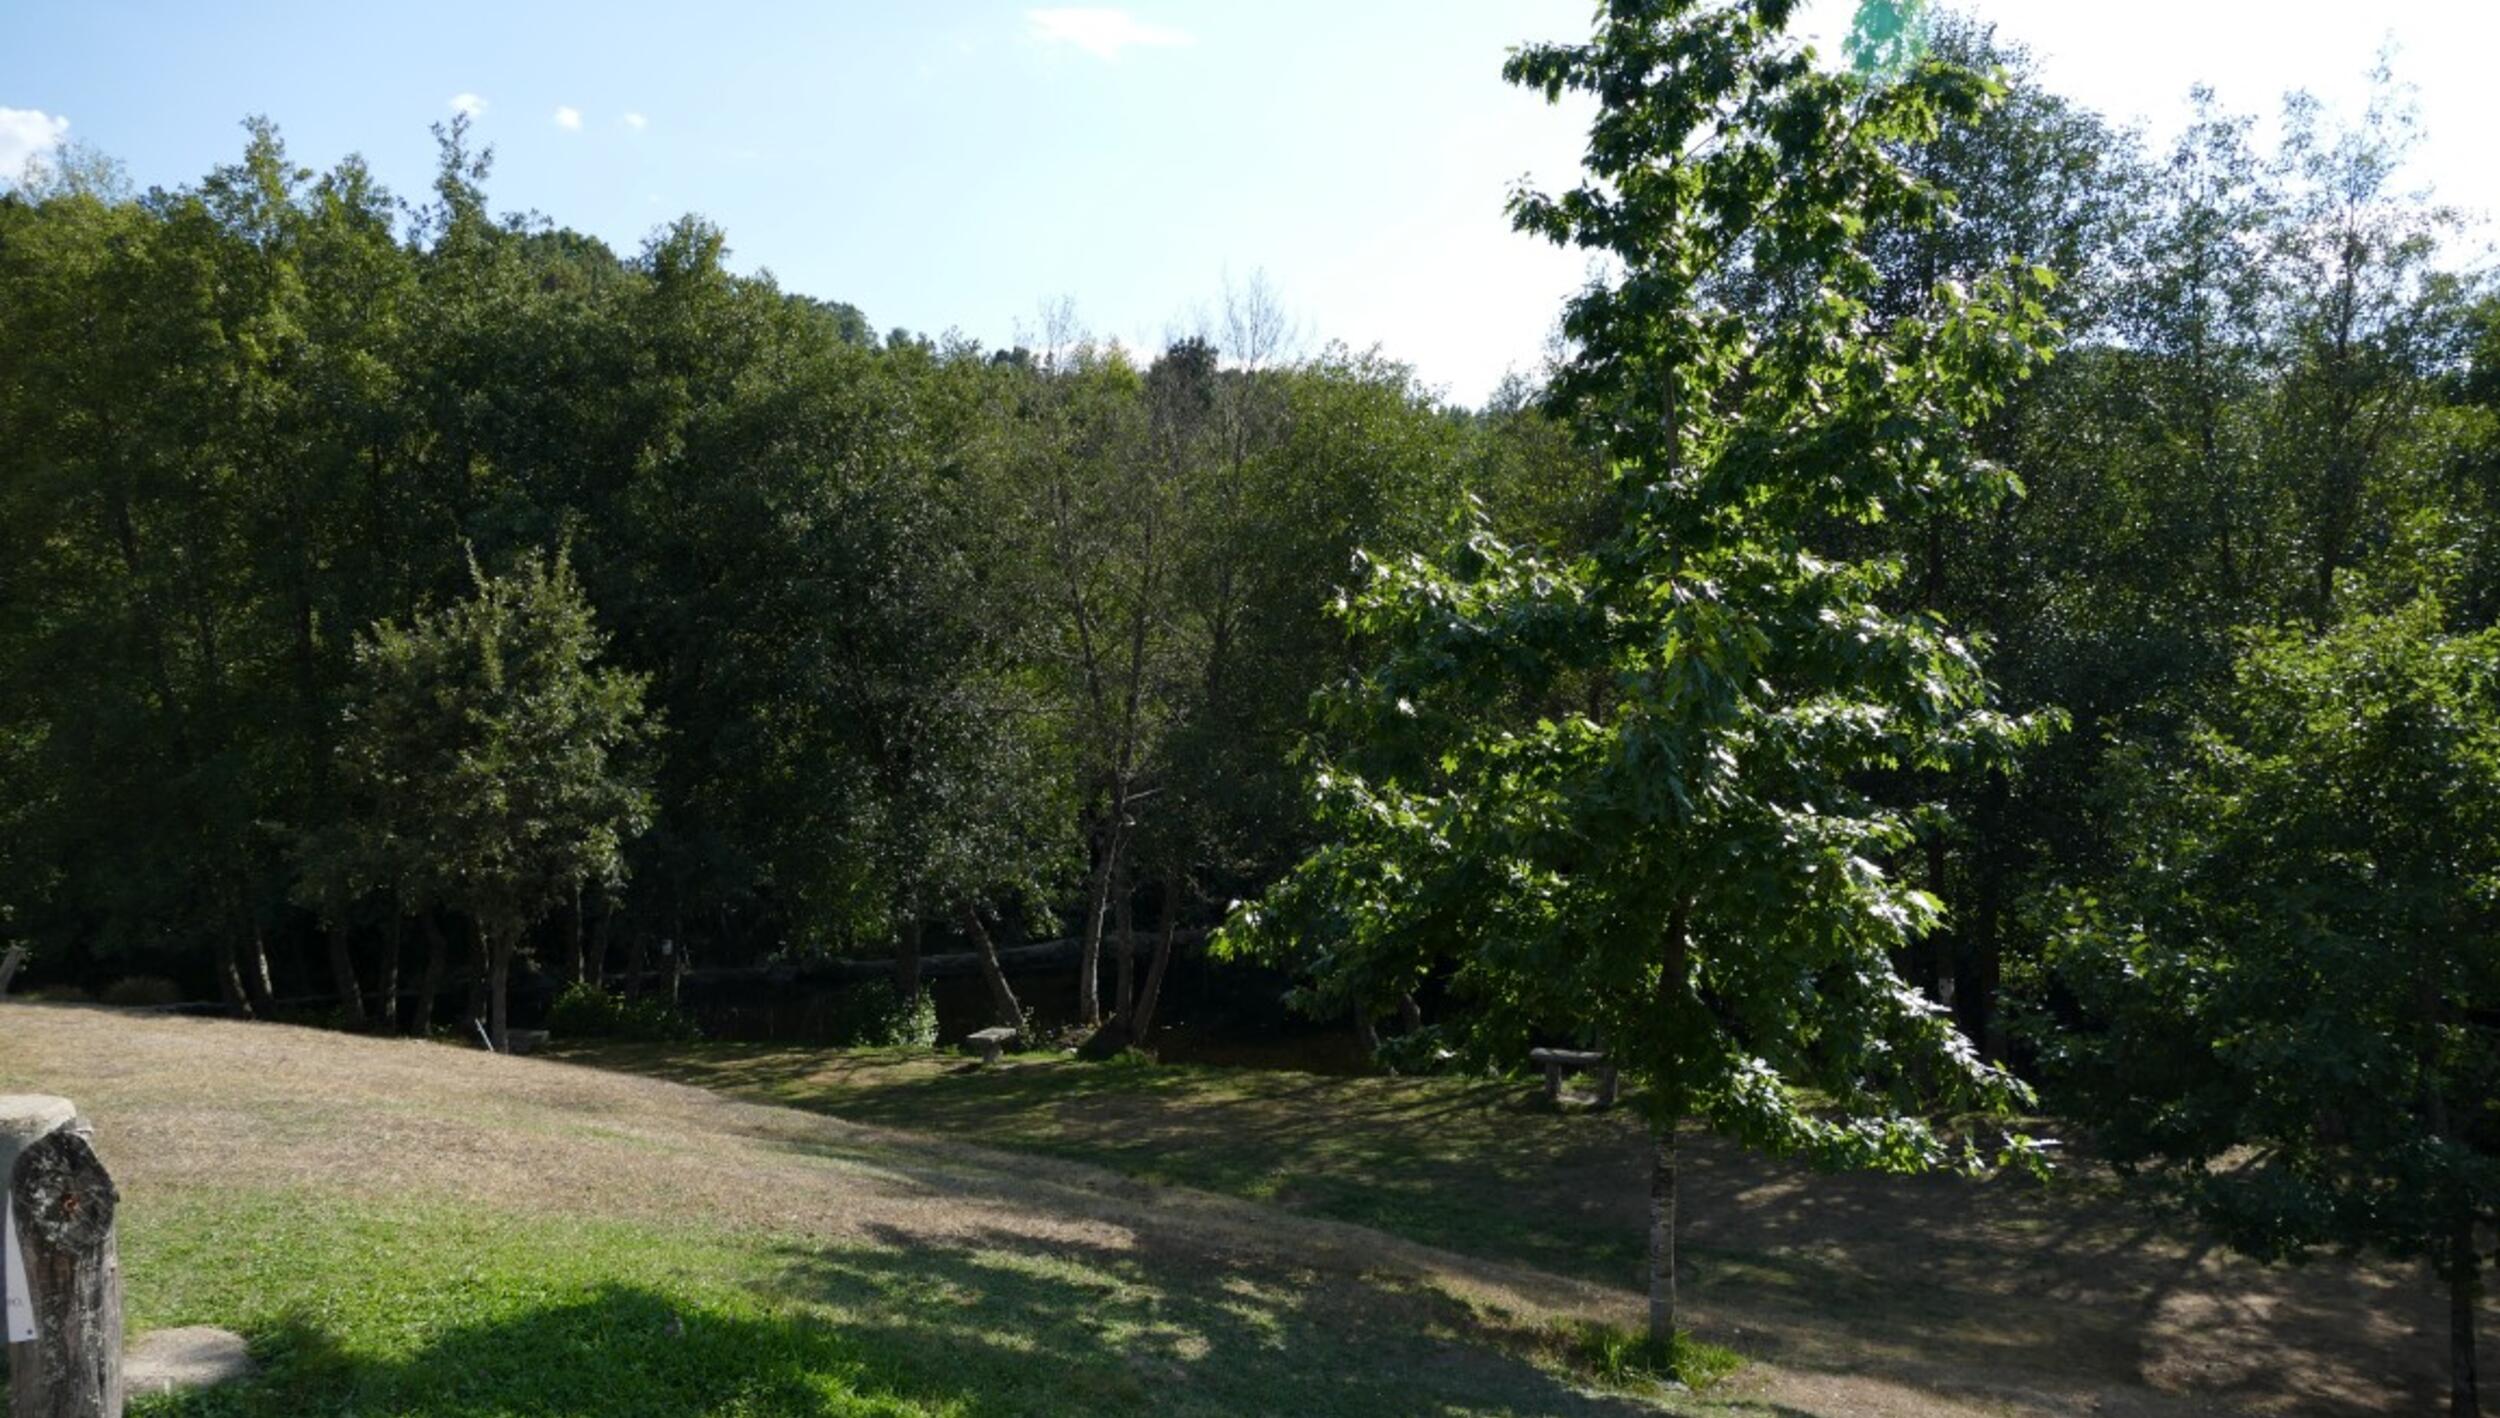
[4,1192,35,1341]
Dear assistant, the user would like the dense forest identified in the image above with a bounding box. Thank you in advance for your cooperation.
[4,3,2498,1405]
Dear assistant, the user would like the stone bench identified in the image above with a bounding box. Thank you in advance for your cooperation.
[1528,1047,1618,1108]
[963,1026,1018,1066]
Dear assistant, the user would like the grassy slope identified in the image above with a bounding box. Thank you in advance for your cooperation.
[565,1040,2477,1418]
[4,1005,1794,1418]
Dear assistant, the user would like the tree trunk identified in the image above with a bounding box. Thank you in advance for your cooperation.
[416,913,449,1035]
[3,1099,122,1418]
[1133,879,1180,1042]
[486,923,512,1054]
[893,917,923,1003]
[1113,862,1137,1026]
[326,923,367,1029]
[1398,992,1423,1035]
[1651,899,1691,1348]
[626,929,649,999]
[960,905,1026,1038]
[212,934,251,1018]
[241,921,278,1018]
[1353,1006,1380,1060]
[566,887,586,986]
[587,902,611,990]
[1076,827,1117,1028]
[2452,1212,2482,1418]
[1925,830,1955,1008]
[1648,1123,1680,1347]
[466,923,489,1029]
[374,910,403,1034]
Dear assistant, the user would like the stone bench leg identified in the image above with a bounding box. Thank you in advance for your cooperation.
[977,1040,1003,1066]
[1543,1061,1565,1102]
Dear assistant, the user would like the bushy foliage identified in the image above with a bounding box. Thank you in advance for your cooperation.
[546,982,701,1044]
[99,975,183,1007]
[2044,596,2500,1264]
[819,986,940,1050]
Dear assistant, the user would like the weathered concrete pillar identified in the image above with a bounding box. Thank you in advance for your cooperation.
[3,1095,123,1418]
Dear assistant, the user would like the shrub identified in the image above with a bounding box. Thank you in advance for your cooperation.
[19,985,89,1003]
[547,982,701,1043]
[100,975,185,1007]
[1373,1023,1461,1076]
[820,985,937,1049]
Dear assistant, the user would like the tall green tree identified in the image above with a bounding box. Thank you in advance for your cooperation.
[335,548,653,1050]
[2045,597,2500,1417]
[1223,0,2051,1351]
[2269,72,2471,627]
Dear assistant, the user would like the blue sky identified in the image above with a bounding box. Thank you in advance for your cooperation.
[5,2,2494,405]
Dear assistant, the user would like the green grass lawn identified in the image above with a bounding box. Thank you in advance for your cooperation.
[5,1009,2455,1416]
[5,1008,1753,1418]
[114,1181,1713,1418]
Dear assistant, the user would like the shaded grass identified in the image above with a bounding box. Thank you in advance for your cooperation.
[554,1039,2485,1416]
[564,1041,1658,1289]
[119,1192,932,1418]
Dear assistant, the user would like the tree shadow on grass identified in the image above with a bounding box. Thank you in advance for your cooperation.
[760,1220,1793,1418]
[121,1231,1800,1418]
[125,1283,930,1417]
[568,1043,2465,1413]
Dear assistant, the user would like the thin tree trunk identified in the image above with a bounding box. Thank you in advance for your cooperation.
[326,923,367,1029]
[1398,992,1422,1035]
[566,887,586,986]
[417,914,449,1035]
[893,917,923,1004]
[1648,1124,1680,1347]
[2451,1212,2481,1418]
[486,923,512,1054]
[1113,861,1137,1026]
[626,929,648,999]
[1651,898,1691,1348]
[587,902,611,990]
[960,905,1026,1038]
[1133,877,1180,1041]
[1926,831,1954,1008]
[466,922,489,1028]
[1353,1006,1380,1060]
[212,934,251,1018]
[1077,823,1117,1028]
[241,919,278,1017]
[374,910,402,1034]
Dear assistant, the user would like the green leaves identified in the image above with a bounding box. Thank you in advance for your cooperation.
[2048,595,2500,1263]
[329,546,654,940]
[1228,0,2049,1164]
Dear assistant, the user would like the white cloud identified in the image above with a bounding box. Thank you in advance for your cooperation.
[448,92,488,118]
[553,105,583,131]
[0,107,70,181]
[622,111,648,131]
[1027,8,1191,61]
